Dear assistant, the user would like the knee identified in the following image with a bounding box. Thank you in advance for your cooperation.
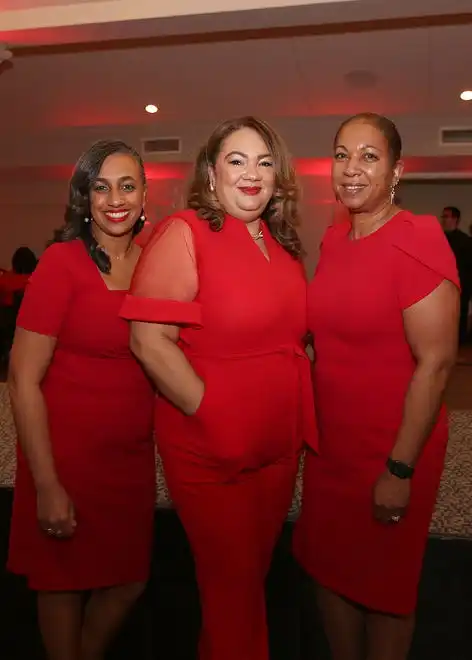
[96,581,146,605]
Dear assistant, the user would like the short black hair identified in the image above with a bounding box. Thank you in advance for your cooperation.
[334,112,402,165]
[443,206,461,220]
[11,247,37,274]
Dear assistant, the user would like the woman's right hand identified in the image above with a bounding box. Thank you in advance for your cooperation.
[37,481,76,539]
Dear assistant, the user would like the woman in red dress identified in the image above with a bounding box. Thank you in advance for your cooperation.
[293,113,460,659]
[8,140,156,660]
[120,116,316,660]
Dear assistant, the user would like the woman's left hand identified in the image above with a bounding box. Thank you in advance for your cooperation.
[373,471,411,525]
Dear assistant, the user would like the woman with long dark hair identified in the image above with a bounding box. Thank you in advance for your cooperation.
[8,140,156,660]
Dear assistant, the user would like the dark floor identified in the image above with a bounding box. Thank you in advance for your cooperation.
[0,488,471,659]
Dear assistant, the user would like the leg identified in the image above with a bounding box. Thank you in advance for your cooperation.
[365,611,415,660]
[37,591,83,660]
[80,582,145,660]
[316,585,365,660]
[165,456,297,660]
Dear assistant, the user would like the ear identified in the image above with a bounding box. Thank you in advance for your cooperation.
[393,160,404,186]
[208,165,216,191]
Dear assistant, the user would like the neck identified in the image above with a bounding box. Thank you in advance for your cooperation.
[349,202,397,239]
[245,218,261,237]
[92,229,133,258]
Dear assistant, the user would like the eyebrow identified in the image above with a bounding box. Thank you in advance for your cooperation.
[336,144,381,151]
[225,150,272,160]
[94,175,137,183]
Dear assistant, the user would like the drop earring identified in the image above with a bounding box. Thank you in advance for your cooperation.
[390,181,398,204]
[84,217,90,223]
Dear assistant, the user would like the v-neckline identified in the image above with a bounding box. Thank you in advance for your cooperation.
[227,214,272,264]
[78,240,128,293]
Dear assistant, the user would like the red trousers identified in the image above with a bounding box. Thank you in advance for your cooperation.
[160,447,298,660]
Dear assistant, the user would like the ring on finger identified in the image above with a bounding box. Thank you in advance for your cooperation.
[390,514,401,524]
[46,527,62,536]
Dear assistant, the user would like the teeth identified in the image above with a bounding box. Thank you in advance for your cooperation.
[107,211,129,218]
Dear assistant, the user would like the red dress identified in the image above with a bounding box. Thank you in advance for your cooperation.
[121,210,317,660]
[293,211,459,615]
[8,240,156,591]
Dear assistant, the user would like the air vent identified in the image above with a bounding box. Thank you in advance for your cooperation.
[440,128,472,145]
[141,137,181,155]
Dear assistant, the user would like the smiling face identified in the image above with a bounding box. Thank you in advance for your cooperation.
[89,152,145,239]
[209,127,275,222]
[332,119,403,214]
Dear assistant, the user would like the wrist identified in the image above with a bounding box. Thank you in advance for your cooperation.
[35,474,60,492]
[386,456,415,480]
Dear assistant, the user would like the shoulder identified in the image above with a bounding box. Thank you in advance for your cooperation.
[320,220,349,249]
[33,240,85,280]
[390,210,450,251]
[390,210,459,286]
[39,240,83,266]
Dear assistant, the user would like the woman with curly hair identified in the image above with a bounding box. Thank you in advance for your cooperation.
[8,140,156,660]
[121,116,317,660]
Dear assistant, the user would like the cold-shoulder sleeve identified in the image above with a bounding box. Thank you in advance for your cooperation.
[120,216,200,325]
[17,243,74,337]
[392,213,460,310]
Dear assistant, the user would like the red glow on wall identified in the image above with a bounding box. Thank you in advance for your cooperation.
[2,156,472,184]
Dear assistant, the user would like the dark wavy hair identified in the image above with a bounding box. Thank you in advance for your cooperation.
[334,112,402,165]
[55,140,146,274]
[187,116,302,258]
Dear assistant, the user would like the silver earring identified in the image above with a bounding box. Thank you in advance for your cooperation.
[84,217,90,223]
[390,181,398,204]
[140,213,146,221]
[209,182,215,192]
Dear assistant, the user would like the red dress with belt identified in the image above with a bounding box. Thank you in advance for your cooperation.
[121,209,317,660]
[8,240,156,591]
[293,211,459,615]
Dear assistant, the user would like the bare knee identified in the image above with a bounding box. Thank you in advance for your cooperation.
[93,581,146,605]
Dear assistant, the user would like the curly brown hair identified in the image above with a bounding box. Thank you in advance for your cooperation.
[187,116,302,259]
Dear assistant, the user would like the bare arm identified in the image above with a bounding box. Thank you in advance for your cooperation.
[130,321,204,415]
[390,280,459,466]
[8,328,59,489]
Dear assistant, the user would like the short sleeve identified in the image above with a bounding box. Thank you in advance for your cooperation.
[120,216,200,325]
[393,213,460,310]
[16,243,74,337]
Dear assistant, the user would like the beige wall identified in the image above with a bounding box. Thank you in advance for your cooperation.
[0,173,335,272]
[398,180,472,234]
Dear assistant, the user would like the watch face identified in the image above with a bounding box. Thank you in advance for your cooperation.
[387,458,413,479]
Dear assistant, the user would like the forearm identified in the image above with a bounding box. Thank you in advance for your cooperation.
[132,335,203,414]
[390,361,453,466]
[8,380,59,490]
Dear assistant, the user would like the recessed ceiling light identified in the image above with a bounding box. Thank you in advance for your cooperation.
[460,90,472,101]
[145,104,158,114]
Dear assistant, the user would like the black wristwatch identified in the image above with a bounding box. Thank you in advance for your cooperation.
[386,457,415,480]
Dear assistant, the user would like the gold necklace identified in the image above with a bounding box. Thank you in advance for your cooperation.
[97,241,133,261]
[249,229,264,241]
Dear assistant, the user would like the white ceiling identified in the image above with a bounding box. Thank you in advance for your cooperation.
[1,15,472,167]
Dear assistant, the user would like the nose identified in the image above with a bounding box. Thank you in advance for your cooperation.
[343,156,361,177]
[242,162,261,181]
[109,187,125,207]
